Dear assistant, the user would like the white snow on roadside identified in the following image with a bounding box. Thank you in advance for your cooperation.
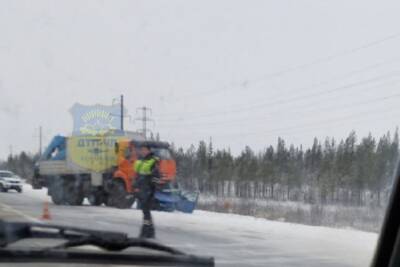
[21,183,379,266]
[22,183,50,202]
[22,183,93,205]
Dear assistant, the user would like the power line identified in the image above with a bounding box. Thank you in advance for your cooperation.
[135,106,153,139]
[156,60,400,120]
[157,71,400,122]
[164,31,400,102]
[229,109,400,143]
[158,85,400,129]
[163,104,400,143]
[209,105,400,139]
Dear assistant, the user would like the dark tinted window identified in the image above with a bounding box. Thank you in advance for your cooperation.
[0,172,13,178]
[152,148,172,160]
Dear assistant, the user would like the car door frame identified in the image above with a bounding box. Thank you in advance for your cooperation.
[371,162,400,267]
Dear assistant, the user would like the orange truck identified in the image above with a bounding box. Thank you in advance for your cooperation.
[104,139,178,208]
[32,133,197,212]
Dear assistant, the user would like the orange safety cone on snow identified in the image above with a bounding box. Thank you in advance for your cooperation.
[41,201,51,220]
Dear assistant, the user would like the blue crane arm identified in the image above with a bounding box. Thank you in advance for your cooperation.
[40,135,66,161]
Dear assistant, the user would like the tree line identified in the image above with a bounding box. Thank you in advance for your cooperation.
[1,130,399,207]
[173,130,399,207]
[0,152,38,180]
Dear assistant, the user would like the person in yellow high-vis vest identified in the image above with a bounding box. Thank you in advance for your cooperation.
[134,143,162,238]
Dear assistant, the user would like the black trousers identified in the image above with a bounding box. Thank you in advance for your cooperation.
[136,176,155,223]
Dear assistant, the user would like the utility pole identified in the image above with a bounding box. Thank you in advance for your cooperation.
[39,126,42,157]
[135,106,153,139]
[111,94,129,132]
[120,94,124,131]
[33,126,43,157]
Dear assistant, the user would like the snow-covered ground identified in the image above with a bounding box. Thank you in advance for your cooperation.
[198,194,385,232]
[3,183,378,266]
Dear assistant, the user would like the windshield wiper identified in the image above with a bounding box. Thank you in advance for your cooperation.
[0,220,214,266]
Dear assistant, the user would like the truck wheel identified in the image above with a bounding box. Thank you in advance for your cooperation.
[63,178,84,206]
[51,193,63,205]
[64,188,84,206]
[107,180,135,209]
[16,187,22,193]
[88,191,105,206]
[49,177,66,205]
[32,179,41,189]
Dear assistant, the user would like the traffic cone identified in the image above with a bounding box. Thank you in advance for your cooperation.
[41,201,51,220]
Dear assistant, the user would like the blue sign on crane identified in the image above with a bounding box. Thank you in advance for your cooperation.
[69,103,126,135]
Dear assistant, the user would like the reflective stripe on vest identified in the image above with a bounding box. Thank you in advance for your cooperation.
[134,157,157,175]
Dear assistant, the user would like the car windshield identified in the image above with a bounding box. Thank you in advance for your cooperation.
[1,1,400,267]
[0,172,13,178]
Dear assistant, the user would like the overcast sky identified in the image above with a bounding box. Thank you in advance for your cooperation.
[1,0,400,159]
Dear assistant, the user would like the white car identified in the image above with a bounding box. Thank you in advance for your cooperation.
[0,170,23,193]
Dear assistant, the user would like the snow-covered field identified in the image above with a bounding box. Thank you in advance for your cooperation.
[198,194,385,232]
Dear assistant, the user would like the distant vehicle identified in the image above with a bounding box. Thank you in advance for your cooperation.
[0,170,23,193]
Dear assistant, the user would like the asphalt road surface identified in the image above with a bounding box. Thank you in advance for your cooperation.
[0,185,378,267]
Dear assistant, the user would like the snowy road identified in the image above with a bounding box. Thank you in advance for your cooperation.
[0,184,378,267]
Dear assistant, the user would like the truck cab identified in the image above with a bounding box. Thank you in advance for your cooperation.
[104,140,177,208]
[114,139,177,190]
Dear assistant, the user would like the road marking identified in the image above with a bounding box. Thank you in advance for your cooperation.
[0,202,41,223]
